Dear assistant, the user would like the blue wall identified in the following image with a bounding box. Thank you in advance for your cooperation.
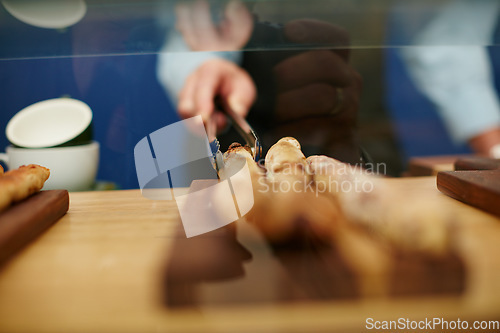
[0,54,179,189]
[0,3,179,189]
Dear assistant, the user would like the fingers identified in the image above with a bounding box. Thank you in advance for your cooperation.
[193,67,221,121]
[284,19,350,61]
[175,3,200,49]
[175,0,253,51]
[190,0,221,48]
[218,64,256,119]
[274,50,352,93]
[178,59,256,132]
[179,63,226,126]
[220,0,254,49]
[178,73,197,119]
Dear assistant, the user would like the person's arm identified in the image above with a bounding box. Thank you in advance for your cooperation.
[241,19,363,162]
[469,127,500,157]
[401,0,500,157]
[156,0,254,131]
[156,29,242,106]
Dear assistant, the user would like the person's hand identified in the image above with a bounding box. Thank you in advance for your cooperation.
[175,0,253,51]
[274,19,361,125]
[268,19,362,161]
[469,127,500,157]
[178,58,256,131]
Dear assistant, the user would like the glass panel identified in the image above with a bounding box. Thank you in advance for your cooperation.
[1,0,499,61]
[1,0,499,189]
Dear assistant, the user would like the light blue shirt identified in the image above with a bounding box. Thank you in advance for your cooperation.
[401,0,500,143]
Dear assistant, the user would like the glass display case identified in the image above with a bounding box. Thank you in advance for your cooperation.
[1,0,499,189]
[2,2,500,331]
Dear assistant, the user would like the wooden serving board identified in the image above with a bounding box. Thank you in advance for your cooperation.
[437,157,500,217]
[164,180,465,307]
[0,190,69,266]
[454,156,500,171]
[164,223,466,308]
[1,183,499,333]
[407,155,466,176]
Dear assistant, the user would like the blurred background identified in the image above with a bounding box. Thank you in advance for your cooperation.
[1,0,498,188]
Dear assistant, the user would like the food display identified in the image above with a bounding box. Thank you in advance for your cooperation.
[0,164,71,267]
[218,137,464,297]
[224,138,343,242]
[224,137,453,252]
[2,0,500,330]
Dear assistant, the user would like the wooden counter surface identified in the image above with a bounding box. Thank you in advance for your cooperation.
[0,177,499,333]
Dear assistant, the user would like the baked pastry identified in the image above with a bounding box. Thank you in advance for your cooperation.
[265,137,311,185]
[216,138,463,297]
[218,139,463,297]
[257,138,342,242]
[222,138,454,255]
[219,143,269,223]
[0,164,50,212]
[308,155,453,256]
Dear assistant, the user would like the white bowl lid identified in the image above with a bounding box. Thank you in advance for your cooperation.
[6,98,93,148]
[2,0,87,29]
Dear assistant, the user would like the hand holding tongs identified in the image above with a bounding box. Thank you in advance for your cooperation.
[207,97,262,177]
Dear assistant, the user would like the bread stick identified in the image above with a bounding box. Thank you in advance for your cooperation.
[0,164,50,212]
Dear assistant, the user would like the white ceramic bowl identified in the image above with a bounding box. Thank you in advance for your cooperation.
[0,141,99,191]
[1,0,87,29]
[6,98,93,149]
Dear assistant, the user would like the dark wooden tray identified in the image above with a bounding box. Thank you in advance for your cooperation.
[437,158,500,217]
[0,190,69,266]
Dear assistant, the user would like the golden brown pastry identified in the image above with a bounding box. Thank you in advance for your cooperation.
[308,155,454,256]
[334,224,393,297]
[265,137,311,185]
[0,164,4,176]
[0,164,50,212]
[220,143,269,223]
[256,138,342,242]
[223,143,262,181]
[223,140,454,255]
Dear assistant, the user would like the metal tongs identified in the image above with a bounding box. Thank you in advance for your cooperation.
[207,97,262,179]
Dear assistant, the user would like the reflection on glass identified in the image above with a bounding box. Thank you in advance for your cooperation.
[1,0,499,186]
[163,221,465,308]
[1,0,499,61]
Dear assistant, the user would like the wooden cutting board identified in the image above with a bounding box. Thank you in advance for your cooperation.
[0,190,69,266]
[437,158,500,217]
